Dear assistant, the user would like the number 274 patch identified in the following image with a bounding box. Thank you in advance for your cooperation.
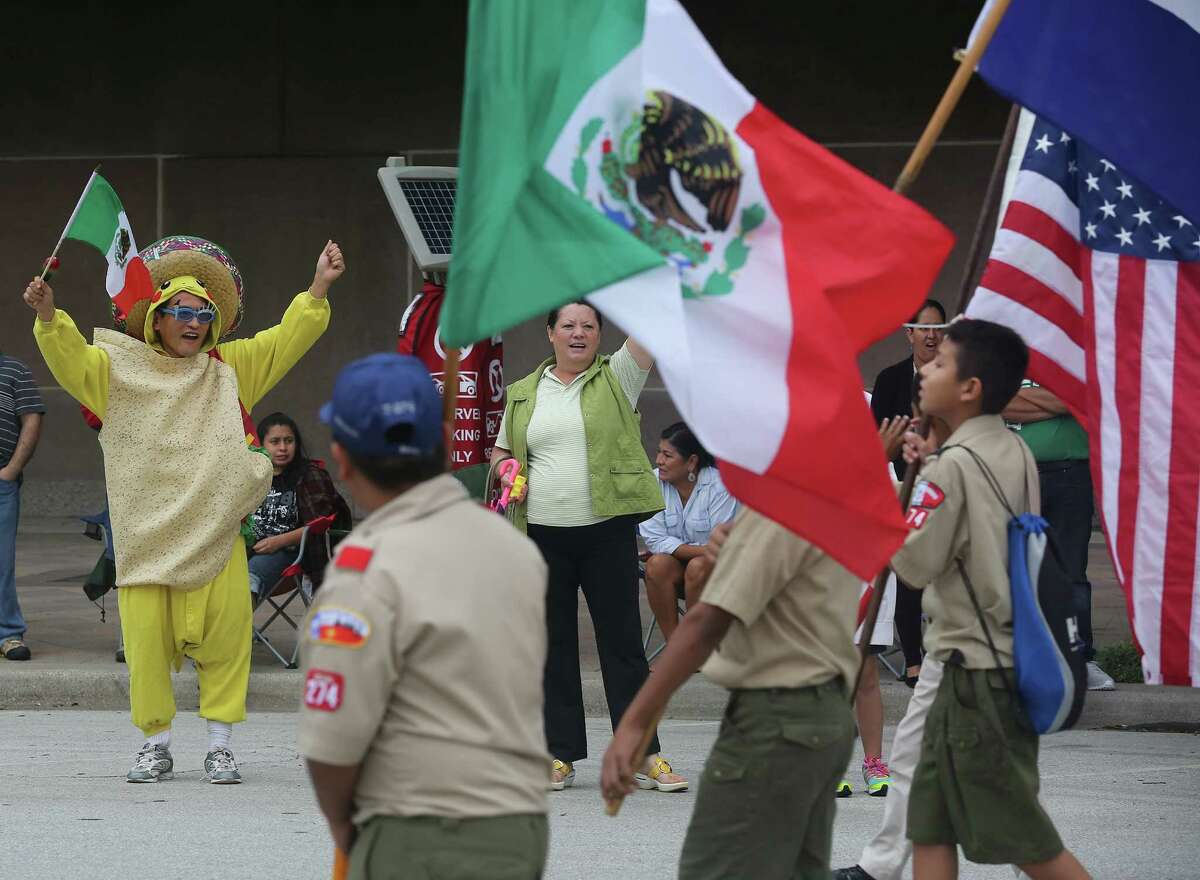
[304,669,345,712]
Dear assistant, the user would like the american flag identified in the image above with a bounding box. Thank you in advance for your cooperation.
[967,111,1200,687]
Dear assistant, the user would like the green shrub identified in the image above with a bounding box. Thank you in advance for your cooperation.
[1093,641,1143,684]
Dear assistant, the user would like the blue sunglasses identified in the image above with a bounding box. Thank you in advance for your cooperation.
[160,305,217,325]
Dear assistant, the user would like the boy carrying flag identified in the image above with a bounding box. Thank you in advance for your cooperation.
[893,319,1090,880]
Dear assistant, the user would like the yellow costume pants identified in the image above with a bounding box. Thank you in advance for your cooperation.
[117,536,252,737]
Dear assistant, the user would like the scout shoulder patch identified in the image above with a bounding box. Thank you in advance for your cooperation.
[309,607,371,648]
[910,479,945,510]
[905,507,931,529]
[304,668,344,712]
[335,545,374,572]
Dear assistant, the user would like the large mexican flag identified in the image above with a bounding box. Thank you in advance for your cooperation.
[443,0,954,578]
[61,171,154,319]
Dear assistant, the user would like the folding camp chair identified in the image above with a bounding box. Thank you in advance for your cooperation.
[80,509,125,662]
[639,558,688,664]
[252,513,340,668]
[875,642,906,681]
[643,604,686,664]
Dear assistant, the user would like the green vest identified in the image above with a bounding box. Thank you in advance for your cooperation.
[503,354,664,533]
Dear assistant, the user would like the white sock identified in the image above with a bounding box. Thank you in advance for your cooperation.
[146,729,171,749]
[207,720,232,752]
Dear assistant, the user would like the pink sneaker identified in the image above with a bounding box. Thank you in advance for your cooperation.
[862,755,891,797]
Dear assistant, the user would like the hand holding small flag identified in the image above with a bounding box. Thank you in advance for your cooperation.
[23,277,56,323]
[39,255,60,284]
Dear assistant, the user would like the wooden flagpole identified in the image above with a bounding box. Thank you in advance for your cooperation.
[852,421,929,698]
[614,0,1015,811]
[950,103,1020,318]
[855,0,1014,694]
[853,106,1018,693]
[38,165,102,284]
[332,347,461,880]
[331,346,461,880]
[442,347,462,467]
[892,0,1011,196]
[604,710,663,816]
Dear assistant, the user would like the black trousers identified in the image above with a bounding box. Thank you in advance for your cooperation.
[528,515,661,763]
[894,579,925,670]
[1038,459,1096,659]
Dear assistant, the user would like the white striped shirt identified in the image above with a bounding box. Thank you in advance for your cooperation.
[0,356,46,468]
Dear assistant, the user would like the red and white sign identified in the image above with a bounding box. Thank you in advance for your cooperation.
[304,669,345,712]
[398,281,504,470]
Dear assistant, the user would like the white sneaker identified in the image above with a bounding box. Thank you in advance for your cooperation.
[1086,661,1116,691]
[127,744,173,783]
[204,747,243,784]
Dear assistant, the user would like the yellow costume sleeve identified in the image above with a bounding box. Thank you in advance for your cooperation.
[217,291,331,410]
[32,310,111,418]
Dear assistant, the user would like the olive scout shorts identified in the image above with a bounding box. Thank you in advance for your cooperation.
[679,679,854,880]
[348,813,548,880]
[907,664,1064,866]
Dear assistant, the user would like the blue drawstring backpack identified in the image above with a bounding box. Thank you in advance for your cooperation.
[944,444,1088,735]
[1006,513,1088,733]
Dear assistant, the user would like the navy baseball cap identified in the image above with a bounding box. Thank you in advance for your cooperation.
[319,353,443,457]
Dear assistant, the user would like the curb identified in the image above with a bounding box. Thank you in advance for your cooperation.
[2,668,1197,731]
[0,669,301,713]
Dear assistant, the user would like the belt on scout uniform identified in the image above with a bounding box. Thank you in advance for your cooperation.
[727,677,846,711]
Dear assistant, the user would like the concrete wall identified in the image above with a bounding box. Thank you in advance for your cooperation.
[0,2,1008,513]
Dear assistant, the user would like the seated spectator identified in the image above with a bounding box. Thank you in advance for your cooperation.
[247,412,351,598]
[640,422,738,643]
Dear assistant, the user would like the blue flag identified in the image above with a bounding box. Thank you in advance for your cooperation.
[976,0,1200,227]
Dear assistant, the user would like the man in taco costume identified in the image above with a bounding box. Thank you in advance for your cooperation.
[23,235,343,784]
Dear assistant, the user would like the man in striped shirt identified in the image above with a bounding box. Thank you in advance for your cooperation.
[0,353,45,661]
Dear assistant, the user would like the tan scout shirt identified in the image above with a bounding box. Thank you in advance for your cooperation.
[891,414,1040,669]
[297,474,550,823]
[699,509,861,693]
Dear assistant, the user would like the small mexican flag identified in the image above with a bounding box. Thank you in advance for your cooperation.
[60,171,154,318]
[443,0,954,578]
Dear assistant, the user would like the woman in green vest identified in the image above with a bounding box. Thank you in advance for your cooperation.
[493,301,687,793]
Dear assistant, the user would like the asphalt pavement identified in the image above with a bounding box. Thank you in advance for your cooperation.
[1,713,1197,880]
[5,516,1200,879]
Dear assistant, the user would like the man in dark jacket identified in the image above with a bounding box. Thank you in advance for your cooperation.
[869,299,946,685]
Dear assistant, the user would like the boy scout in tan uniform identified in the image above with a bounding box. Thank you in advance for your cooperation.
[602,507,860,879]
[891,319,1090,880]
[298,353,551,880]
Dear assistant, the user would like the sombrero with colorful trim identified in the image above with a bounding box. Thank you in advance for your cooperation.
[115,236,245,342]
